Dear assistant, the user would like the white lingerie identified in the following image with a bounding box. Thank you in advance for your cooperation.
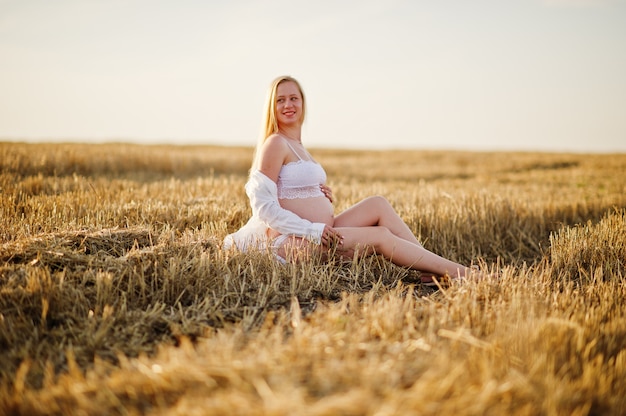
[277,159,326,199]
[223,138,328,258]
[277,139,326,199]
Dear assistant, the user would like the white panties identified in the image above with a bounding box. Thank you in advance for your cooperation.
[268,234,290,264]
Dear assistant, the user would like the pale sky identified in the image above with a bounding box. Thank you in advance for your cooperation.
[1,0,625,152]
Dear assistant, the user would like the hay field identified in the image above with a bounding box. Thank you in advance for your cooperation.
[1,142,625,415]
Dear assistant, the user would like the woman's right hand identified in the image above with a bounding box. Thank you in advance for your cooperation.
[321,225,343,248]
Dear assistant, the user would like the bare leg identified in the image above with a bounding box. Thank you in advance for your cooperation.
[334,196,447,278]
[335,226,470,278]
[334,196,422,246]
[274,228,472,279]
[275,236,319,263]
[276,197,471,277]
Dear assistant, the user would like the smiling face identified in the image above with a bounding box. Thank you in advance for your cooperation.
[275,81,304,128]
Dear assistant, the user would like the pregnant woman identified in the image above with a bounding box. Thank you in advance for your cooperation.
[224,75,480,282]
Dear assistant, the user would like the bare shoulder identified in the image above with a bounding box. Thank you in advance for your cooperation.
[258,134,288,181]
[260,134,288,158]
[263,134,286,149]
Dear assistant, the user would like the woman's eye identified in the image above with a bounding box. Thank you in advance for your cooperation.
[277,98,284,103]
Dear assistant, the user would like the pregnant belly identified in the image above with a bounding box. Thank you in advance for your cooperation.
[279,196,334,227]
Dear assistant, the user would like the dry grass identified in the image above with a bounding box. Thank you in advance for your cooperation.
[1,142,625,415]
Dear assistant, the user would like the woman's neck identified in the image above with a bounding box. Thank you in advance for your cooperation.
[278,126,301,143]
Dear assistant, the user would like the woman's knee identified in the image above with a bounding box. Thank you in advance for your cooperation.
[363,195,392,212]
[366,195,389,205]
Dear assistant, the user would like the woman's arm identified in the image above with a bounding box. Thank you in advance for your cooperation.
[257,134,287,183]
[246,170,325,243]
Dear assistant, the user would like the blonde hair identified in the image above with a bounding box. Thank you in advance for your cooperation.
[251,76,306,170]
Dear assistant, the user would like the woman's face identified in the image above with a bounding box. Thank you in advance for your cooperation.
[275,81,303,128]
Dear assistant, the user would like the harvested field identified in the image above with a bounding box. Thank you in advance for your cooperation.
[1,142,625,415]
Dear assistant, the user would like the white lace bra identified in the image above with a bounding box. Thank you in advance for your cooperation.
[276,139,327,199]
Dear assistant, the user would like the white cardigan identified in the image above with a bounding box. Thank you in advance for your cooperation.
[223,170,326,251]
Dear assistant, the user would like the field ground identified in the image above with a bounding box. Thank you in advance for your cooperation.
[1,142,625,415]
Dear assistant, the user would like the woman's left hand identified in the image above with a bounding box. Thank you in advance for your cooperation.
[320,184,333,203]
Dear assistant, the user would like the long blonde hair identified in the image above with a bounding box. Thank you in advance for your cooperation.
[251,76,306,170]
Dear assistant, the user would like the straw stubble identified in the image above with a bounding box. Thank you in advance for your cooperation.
[1,142,625,415]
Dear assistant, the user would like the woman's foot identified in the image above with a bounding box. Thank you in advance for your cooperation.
[419,272,450,287]
[420,266,498,287]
